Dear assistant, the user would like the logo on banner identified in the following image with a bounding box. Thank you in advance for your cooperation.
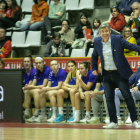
[0,86,4,102]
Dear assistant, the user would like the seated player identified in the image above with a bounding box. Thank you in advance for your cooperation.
[22,55,36,88]
[24,57,51,122]
[115,67,140,124]
[70,61,97,123]
[88,63,109,123]
[34,59,67,123]
[55,60,79,122]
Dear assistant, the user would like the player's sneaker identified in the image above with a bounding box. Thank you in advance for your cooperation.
[87,117,100,123]
[47,115,57,123]
[67,114,74,122]
[125,116,132,124]
[26,115,38,123]
[104,117,110,124]
[80,115,91,123]
[34,115,47,123]
[53,114,65,123]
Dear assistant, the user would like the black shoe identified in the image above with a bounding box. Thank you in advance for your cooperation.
[46,32,52,39]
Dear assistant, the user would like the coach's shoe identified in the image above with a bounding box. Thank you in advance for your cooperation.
[80,115,91,123]
[67,114,74,122]
[104,117,110,124]
[132,121,140,128]
[27,115,38,123]
[34,115,47,123]
[87,117,100,123]
[53,114,65,123]
[125,116,132,124]
[103,122,119,129]
[47,115,57,123]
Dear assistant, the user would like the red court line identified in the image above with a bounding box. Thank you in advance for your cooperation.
[0,123,136,130]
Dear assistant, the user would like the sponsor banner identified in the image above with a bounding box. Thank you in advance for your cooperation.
[3,57,140,72]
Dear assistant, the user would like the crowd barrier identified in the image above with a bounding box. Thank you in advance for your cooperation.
[3,56,140,72]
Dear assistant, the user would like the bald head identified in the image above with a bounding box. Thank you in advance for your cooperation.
[131,2,140,13]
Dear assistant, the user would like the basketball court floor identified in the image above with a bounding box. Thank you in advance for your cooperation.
[0,122,140,140]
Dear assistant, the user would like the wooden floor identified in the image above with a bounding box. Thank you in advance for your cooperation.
[0,123,140,140]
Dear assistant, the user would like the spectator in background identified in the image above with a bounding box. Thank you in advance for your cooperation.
[118,0,140,22]
[108,6,127,32]
[0,27,12,58]
[35,59,67,123]
[86,18,101,56]
[122,27,137,56]
[0,58,7,69]
[0,0,22,28]
[72,13,93,49]
[44,32,65,57]
[42,0,66,45]
[20,0,49,31]
[59,19,75,56]
[116,0,123,7]
[126,2,140,45]
[0,0,7,14]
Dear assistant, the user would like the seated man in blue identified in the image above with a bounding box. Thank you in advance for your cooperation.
[35,59,67,123]
[24,57,51,122]
[56,60,80,122]
[115,67,140,124]
[70,61,97,123]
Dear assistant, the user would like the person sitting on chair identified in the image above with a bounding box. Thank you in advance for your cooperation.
[34,59,67,123]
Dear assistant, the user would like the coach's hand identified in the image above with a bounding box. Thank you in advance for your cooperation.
[92,70,98,76]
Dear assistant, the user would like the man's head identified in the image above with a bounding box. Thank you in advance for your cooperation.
[99,23,111,42]
[50,59,59,73]
[131,2,140,13]
[0,28,6,40]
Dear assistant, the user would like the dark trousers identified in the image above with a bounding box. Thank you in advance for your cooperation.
[42,16,62,41]
[86,41,94,56]
[65,44,72,56]
[103,70,138,123]
[0,18,15,28]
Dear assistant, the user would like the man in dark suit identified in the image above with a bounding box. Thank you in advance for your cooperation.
[91,23,140,129]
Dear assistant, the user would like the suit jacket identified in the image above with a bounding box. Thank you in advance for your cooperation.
[91,34,140,80]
